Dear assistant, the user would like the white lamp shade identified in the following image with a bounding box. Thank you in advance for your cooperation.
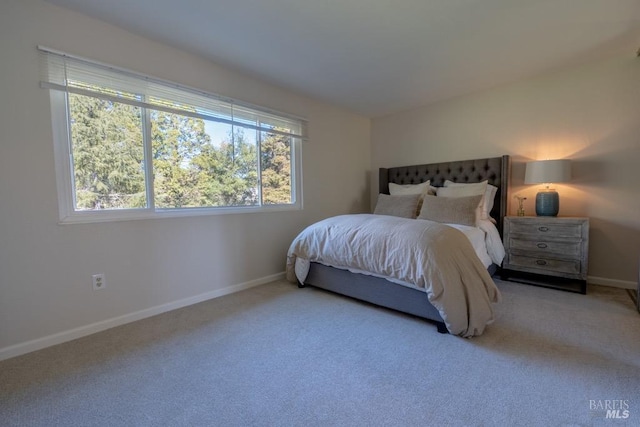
[524,159,571,184]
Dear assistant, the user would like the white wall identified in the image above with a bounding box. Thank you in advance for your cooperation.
[0,0,370,358]
[372,54,640,285]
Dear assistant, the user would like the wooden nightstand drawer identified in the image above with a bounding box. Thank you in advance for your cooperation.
[508,238,581,258]
[507,254,581,276]
[508,221,582,238]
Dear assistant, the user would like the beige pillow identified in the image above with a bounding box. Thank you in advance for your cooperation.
[389,181,435,216]
[373,194,420,219]
[443,180,497,220]
[417,194,483,226]
[437,181,486,222]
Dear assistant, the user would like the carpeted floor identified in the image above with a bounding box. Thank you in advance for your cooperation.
[1,279,638,426]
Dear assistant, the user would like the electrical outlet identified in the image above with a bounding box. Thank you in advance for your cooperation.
[92,273,106,290]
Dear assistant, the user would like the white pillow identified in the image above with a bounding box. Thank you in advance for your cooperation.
[442,180,497,220]
[484,184,498,218]
[388,181,434,197]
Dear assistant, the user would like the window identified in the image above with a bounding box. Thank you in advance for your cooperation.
[40,47,306,223]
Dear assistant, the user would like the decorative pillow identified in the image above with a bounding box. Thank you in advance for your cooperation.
[417,194,483,226]
[440,180,497,220]
[373,194,420,219]
[389,181,435,216]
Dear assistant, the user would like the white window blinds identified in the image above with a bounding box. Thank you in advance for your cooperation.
[38,46,308,141]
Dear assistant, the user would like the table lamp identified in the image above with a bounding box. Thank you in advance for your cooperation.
[524,159,571,216]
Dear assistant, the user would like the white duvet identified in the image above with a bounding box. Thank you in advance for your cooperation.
[286,214,502,337]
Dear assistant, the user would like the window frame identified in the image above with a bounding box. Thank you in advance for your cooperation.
[44,50,304,224]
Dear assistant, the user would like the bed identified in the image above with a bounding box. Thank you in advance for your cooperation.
[287,155,510,337]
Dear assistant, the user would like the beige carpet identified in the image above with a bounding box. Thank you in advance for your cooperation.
[1,279,638,426]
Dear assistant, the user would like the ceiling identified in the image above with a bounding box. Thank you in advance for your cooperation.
[44,0,640,117]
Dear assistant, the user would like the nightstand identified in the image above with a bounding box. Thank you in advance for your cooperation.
[501,216,589,294]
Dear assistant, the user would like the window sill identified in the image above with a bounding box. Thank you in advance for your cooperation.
[57,204,302,225]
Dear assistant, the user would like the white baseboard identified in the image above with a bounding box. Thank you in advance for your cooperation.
[0,272,286,362]
[588,275,636,290]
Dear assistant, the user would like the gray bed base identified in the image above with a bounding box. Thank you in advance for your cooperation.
[301,263,498,333]
[301,263,449,333]
[299,155,510,334]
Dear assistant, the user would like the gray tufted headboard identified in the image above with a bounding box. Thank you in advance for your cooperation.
[379,155,511,234]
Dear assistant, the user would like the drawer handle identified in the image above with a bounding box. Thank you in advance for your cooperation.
[538,226,549,232]
[536,259,548,266]
[536,243,548,249]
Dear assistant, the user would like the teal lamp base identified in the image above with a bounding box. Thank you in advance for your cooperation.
[535,190,559,216]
